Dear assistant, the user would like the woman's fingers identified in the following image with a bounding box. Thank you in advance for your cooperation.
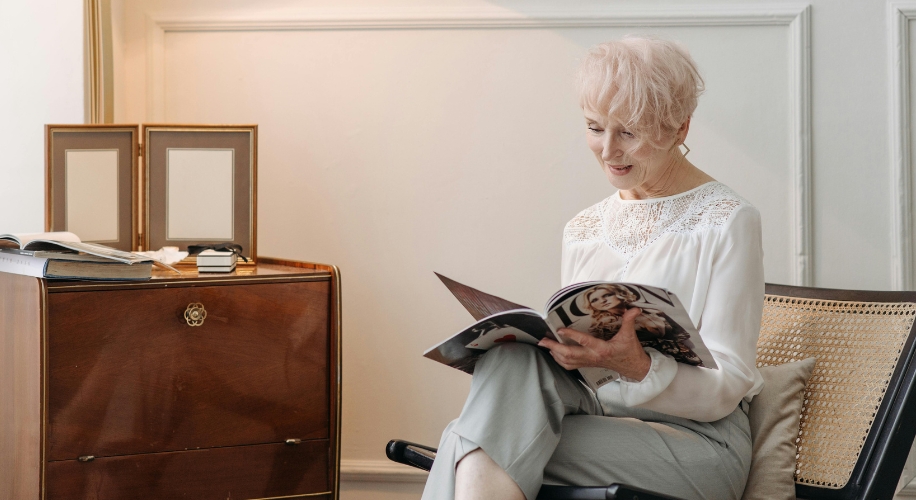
[538,335,576,357]
[537,337,558,347]
[621,307,642,327]
[550,346,590,370]
[610,307,642,343]
[539,334,592,369]
[537,307,647,371]
[555,328,596,347]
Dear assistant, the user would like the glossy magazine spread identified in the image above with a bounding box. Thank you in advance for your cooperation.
[424,273,716,391]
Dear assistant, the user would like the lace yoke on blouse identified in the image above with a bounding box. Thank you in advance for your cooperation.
[563,182,747,259]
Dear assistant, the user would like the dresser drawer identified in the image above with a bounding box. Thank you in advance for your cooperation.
[45,439,330,500]
[46,280,330,461]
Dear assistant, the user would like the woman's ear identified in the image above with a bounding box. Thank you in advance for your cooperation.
[677,116,691,145]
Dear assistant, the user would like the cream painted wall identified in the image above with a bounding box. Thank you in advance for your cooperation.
[0,1,84,233]
[108,1,914,498]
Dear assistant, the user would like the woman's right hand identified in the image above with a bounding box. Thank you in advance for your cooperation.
[538,307,651,381]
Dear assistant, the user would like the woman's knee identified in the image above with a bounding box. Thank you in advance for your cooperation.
[478,343,544,369]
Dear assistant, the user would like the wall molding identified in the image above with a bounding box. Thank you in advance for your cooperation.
[145,3,812,285]
[151,4,808,31]
[891,4,916,290]
[340,458,428,483]
[789,5,813,287]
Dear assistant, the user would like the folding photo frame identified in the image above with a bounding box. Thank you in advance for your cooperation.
[45,124,140,252]
[44,123,257,264]
[143,125,257,264]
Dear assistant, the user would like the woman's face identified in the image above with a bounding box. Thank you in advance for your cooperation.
[583,110,682,194]
[588,289,624,312]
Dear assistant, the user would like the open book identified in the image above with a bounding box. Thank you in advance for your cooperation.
[424,274,716,391]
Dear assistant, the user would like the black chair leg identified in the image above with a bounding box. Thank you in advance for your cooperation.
[538,484,684,500]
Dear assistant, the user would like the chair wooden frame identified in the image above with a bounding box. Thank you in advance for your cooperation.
[387,284,916,500]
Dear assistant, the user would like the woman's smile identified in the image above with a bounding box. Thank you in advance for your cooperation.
[606,164,633,176]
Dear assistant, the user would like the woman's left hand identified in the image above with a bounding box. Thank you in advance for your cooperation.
[537,307,651,381]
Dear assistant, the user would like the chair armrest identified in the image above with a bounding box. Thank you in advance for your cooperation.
[537,484,685,500]
[385,439,437,472]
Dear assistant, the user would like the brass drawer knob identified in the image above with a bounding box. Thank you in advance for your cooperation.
[184,303,207,326]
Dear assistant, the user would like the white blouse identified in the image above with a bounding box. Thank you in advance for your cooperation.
[561,181,765,422]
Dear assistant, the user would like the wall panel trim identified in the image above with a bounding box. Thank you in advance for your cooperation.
[146,3,813,285]
[152,4,808,31]
[891,3,916,290]
[340,459,428,483]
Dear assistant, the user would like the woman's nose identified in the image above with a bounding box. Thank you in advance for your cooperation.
[602,135,621,160]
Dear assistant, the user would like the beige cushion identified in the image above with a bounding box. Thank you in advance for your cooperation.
[741,357,816,500]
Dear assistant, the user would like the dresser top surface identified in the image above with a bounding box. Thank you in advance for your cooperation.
[42,258,334,292]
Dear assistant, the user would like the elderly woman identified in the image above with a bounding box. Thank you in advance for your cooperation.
[421,35,764,500]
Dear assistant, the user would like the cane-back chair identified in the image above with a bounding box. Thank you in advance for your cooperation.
[387,284,916,499]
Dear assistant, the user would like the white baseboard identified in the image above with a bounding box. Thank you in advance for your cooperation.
[340,459,428,483]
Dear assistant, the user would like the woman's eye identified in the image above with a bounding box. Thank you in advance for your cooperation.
[587,126,602,133]
[621,131,635,138]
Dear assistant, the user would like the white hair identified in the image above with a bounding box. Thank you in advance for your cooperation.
[577,35,705,150]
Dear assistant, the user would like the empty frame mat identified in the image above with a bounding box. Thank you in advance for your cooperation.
[144,126,256,260]
[46,126,138,251]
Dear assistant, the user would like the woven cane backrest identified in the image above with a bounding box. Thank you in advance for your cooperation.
[757,294,916,490]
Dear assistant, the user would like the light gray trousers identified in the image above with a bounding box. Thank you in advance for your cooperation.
[421,343,751,500]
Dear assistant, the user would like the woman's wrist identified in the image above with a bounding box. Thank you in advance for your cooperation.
[609,349,652,381]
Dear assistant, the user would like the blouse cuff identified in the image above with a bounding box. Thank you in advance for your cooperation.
[617,348,678,407]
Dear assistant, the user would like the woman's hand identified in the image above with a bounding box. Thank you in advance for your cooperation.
[537,307,651,381]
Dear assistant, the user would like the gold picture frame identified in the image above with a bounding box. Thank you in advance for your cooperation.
[45,124,139,252]
[142,124,257,264]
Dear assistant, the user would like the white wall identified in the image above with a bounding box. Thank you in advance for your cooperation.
[0,1,85,233]
[107,0,913,498]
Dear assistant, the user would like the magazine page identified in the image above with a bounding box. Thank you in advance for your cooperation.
[543,282,718,389]
[424,310,555,374]
[435,272,530,320]
[0,248,120,263]
[0,231,81,248]
[21,240,151,265]
[545,282,597,312]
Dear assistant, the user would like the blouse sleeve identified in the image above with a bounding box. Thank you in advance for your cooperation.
[607,205,765,422]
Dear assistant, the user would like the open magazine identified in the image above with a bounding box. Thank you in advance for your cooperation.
[0,232,149,264]
[0,232,178,272]
[424,273,717,391]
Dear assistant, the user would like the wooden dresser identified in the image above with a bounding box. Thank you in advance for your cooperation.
[0,258,341,500]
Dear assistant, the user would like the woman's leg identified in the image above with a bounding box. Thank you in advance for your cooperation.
[542,402,752,500]
[455,449,524,500]
[421,343,601,500]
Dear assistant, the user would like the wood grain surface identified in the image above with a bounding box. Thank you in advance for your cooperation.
[0,273,43,500]
[45,439,330,499]
[46,280,330,460]
[1,259,339,499]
